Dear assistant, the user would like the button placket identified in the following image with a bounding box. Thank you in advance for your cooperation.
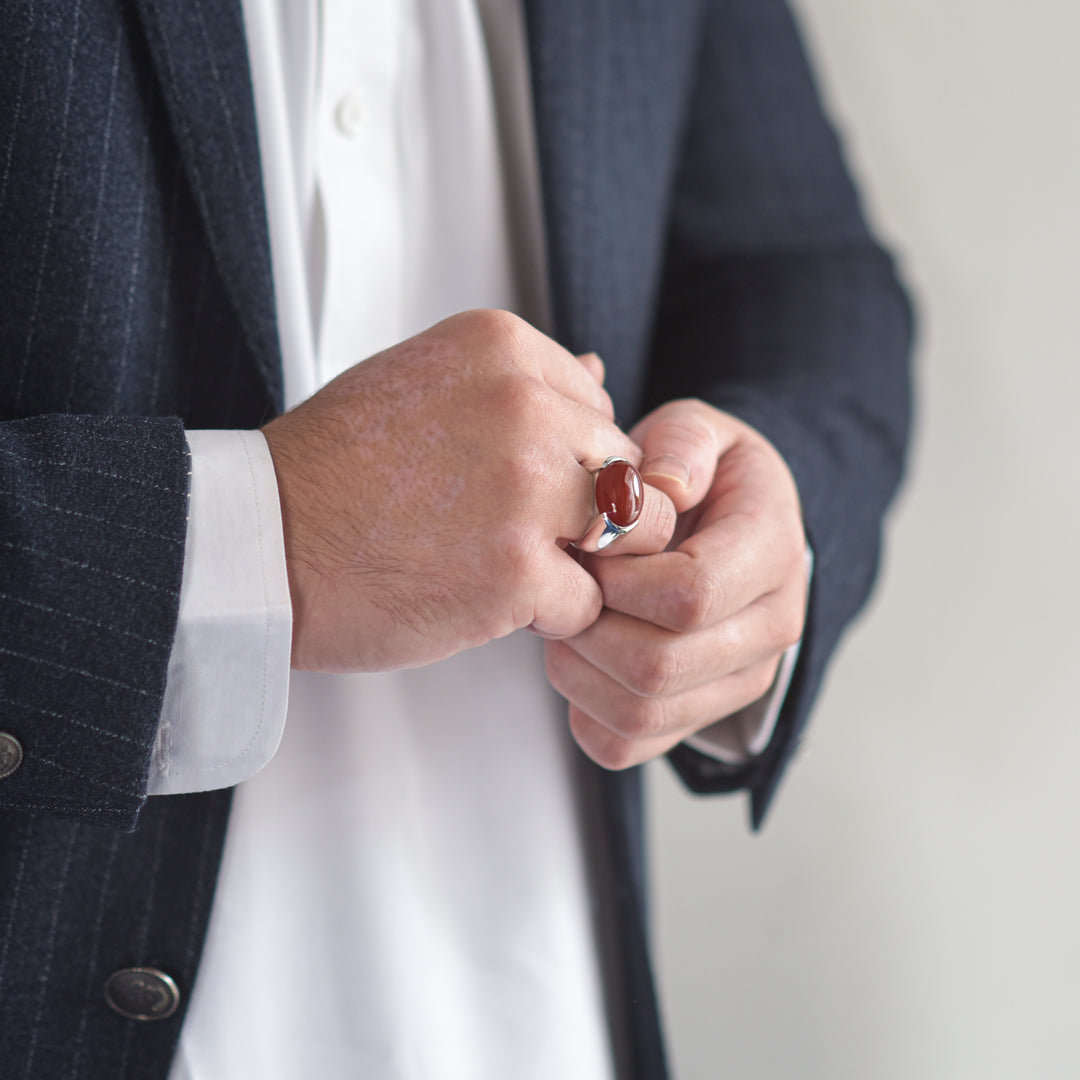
[334,89,371,138]
[315,1,409,384]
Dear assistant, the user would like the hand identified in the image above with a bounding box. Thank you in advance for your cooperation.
[545,399,808,768]
[261,310,676,672]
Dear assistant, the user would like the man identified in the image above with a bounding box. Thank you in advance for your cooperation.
[0,1,912,1078]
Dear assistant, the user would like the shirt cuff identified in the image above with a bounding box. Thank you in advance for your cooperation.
[148,430,292,796]
[683,546,813,765]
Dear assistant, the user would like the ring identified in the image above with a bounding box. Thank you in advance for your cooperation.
[573,457,644,552]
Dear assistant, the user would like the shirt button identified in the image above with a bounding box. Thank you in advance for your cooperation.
[0,732,22,779]
[334,90,371,137]
[104,967,181,1021]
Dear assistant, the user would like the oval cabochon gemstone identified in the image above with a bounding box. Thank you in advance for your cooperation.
[595,460,643,528]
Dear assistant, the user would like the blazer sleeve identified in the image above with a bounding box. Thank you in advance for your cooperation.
[0,414,190,831]
[650,0,915,827]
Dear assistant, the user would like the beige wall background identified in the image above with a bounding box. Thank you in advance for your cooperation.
[650,2,1080,1077]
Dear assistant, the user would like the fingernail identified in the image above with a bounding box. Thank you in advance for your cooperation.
[641,454,691,489]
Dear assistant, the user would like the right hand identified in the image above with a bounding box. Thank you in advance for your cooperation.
[261,309,676,672]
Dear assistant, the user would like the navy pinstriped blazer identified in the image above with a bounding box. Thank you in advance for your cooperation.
[0,1,912,1077]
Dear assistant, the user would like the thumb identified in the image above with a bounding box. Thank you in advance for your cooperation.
[630,399,738,513]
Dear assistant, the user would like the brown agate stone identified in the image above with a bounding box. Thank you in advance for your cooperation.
[595,459,643,528]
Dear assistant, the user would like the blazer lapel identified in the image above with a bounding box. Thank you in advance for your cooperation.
[132,0,283,413]
[524,0,698,425]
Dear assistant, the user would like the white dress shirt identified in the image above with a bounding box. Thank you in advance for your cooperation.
[157,2,796,1076]
[166,3,613,1077]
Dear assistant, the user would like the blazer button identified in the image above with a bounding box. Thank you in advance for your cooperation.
[104,967,181,1021]
[0,732,23,779]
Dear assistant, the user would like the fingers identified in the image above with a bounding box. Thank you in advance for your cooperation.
[586,534,785,633]
[541,396,808,769]
[586,481,676,556]
[550,593,801,700]
[550,652,782,770]
[551,471,675,556]
[443,312,673,555]
[547,431,675,554]
[528,551,605,639]
[546,418,639,544]
[452,308,614,418]
[529,326,615,419]
[586,441,804,629]
[563,397,642,472]
[576,352,607,396]
[478,317,666,553]
[629,399,739,513]
[567,707,680,771]
[545,398,642,537]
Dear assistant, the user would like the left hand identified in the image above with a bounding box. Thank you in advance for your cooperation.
[545,398,808,768]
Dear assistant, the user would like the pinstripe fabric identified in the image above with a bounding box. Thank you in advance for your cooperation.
[64,22,123,413]
[20,824,77,1079]
[0,0,270,1074]
[0,0,912,1077]
[0,0,39,222]
[0,816,33,994]
[0,0,277,821]
[15,0,84,412]
[113,805,169,1078]
[133,0,283,411]
[0,793,232,1078]
[67,831,120,1079]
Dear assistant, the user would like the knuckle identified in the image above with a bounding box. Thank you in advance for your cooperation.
[543,641,572,691]
[666,562,722,632]
[488,309,536,368]
[745,662,778,704]
[579,585,604,631]
[777,605,805,651]
[456,309,535,378]
[654,396,710,426]
[496,374,548,437]
[642,492,677,546]
[626,643,681,699]
[667,589,708,635]
[610,696,665,741]
[649,399,717,448]
[587,733,639,772]
[464,307,527,349]
[568,710,626,771]
[601,743,639,771]
[671,413,716,453]
[501,437,543,496]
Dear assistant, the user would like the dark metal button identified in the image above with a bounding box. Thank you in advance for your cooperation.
[104,967,180,1021]
[0,732,22,779]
